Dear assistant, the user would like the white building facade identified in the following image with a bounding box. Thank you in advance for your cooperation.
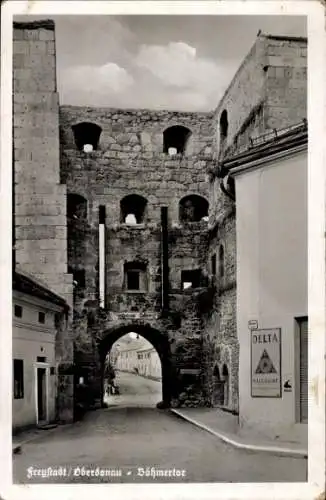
[13,271,69,432]
[114,337,162,380]
[222,123,308,431]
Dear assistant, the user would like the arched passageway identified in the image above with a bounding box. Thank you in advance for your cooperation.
[98,324,172,408]
[103,333,163,407]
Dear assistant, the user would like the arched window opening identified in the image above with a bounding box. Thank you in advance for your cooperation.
[213,364,220,380]
[120,194,148,224]
[72,122,102,151]
[163,125,192,155]
[124,261,148,291]
[219,244,225,279]
[219,110,228,141]
[67,193,87,221]
[179,195,209,222]
[222,364,229,406]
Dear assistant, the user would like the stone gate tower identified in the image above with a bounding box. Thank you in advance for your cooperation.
[60,105,215,406]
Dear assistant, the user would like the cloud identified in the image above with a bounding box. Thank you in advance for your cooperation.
[135,41,221,89]
[59,62,134,102]
[132,41,237,109]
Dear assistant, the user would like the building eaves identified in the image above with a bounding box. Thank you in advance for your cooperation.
[13,271,68,310]
[219,120,307,174]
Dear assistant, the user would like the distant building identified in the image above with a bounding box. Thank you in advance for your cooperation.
[114,337,161,380]
[13,271,69,432]
[137,345,162,380]
[218,121,308,429]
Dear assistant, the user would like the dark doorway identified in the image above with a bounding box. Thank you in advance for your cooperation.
[37,367,47,422]
[212,364,225,406]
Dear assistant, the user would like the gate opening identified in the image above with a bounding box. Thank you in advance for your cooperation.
[102,331,163,408]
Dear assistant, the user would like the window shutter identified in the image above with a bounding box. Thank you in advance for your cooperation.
[299,319,308,423]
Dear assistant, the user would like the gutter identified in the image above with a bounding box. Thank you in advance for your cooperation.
[229,142,307,177]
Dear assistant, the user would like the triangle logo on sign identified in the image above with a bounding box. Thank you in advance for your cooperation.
[255,349,277,374]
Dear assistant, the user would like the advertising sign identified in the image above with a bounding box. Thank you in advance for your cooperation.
[251,328,281,398]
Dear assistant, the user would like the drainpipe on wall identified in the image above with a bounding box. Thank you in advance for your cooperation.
[99,205,106,309]
[12,124,16,273]
[161,206,169,315]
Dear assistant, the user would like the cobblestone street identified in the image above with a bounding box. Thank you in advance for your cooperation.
[13,372,307,484]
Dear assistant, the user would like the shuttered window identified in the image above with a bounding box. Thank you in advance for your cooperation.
[299,319,308,423]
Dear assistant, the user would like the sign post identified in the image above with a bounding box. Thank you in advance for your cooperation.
[251,328,281,398]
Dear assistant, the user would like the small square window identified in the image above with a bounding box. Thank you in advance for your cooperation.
[181,269,202,289]
[38,312,45,324]
[13,359,24,399]
[37,356,47,362]
[14,305,22,318]
[127,270,140,290]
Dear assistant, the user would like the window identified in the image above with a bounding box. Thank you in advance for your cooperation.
[54,313,61,329]
[67,193,87,221]
[68,266,86,289]
[124,262,148,291]
[127,270,140,290]
[99,205,106,224]
[181,269,202,290]
[179,195,209,222]
[219,245,225,279]
[219,109,228,141]
[13,359,24,399]
[72,122,102,151]
[213,364,220,380]
[37,356,47,362]
[14,305,22,318]
[120,194,148,224]
[38,312,45,324]
[163,125,192,155]
[211,254,217,276]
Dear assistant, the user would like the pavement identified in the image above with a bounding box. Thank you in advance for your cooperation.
[12,372,307,483]
[171,407,308,458]
[12,371,307,484]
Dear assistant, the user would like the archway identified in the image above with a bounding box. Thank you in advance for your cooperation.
[98,324,172,408]
[103,332,163,407]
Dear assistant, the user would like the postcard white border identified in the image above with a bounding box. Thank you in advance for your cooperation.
[1,1,325,499]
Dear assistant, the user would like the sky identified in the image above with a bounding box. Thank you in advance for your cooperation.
[15,15,307,111]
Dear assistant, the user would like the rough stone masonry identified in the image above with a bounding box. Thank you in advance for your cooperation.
[13,20,307,417]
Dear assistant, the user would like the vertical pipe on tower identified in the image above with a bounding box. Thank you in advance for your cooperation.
[99,205,106,309]
[161,206,169,313]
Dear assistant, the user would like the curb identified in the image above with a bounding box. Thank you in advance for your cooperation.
[170,409,308,458]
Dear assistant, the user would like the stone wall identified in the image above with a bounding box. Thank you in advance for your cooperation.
[13,20,308,414]
[212,34,307,158]
[205,34,306,413]
[59,105,214,406]
[13,21,74,422]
